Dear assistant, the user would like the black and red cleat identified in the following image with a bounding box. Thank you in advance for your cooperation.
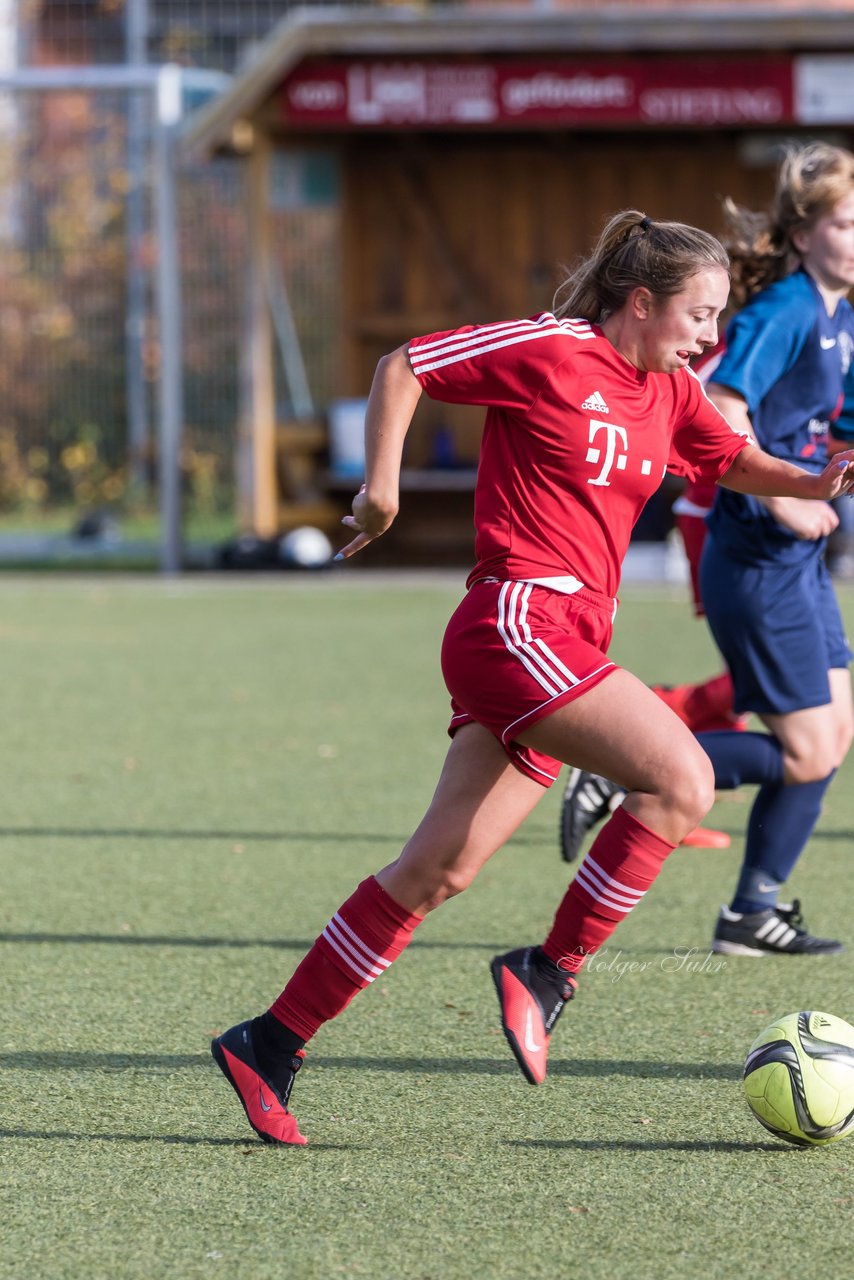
[211,1020,307,1145]
[490,946,576,1085]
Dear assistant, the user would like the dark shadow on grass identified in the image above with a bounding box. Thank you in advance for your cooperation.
[0,931,500,951]
[0,1050,739,1080]
[0,824,549,847]
[0,1127,354,1150]
[616,942,848,959]
[0,826,401,844]
[0,1051,211,1071]
[507,1137,785,1154]
[595,944,727,957]
[308,1056,741,1081]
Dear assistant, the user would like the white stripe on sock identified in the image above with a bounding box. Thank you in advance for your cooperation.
[329,911,392,971]
[582,855,646,904]
[574,864,638,913]
[321,924,379,983]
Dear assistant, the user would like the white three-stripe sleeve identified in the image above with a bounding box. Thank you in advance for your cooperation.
[409,315,594,385]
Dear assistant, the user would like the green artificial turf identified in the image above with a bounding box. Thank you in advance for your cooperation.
[0,574,852,1280]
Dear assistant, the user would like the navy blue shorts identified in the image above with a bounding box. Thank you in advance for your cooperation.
[699,539,852,716]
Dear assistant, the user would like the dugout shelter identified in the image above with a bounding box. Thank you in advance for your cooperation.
[184,2,854,563]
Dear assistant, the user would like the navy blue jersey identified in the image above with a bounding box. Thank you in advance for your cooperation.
[829,361,854,443]
[707,268,854,565]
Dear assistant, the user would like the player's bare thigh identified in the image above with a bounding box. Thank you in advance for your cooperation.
[518,667,715,844]
[376,723,545,915]
[759,667,854,782]
[377,669,717,915]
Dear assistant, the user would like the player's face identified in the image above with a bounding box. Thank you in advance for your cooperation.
[793,191,854,294]
[642,268,730,374]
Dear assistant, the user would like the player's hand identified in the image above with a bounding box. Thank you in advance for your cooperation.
[335,484,399,560]
[813,451,854,501]
[765,496,839,540]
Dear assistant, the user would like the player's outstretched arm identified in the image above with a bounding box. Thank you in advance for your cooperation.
[336,346,423,560]
[718,443,854,502]
[707,383,851,532]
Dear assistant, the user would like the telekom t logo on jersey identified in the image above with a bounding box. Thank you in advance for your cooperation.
[585,419,629,486]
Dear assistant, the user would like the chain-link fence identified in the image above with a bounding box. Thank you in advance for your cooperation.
[0,1,346,566]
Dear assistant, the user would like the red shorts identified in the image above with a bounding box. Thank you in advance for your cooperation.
[674,513,708,617]
[441,579,619,787]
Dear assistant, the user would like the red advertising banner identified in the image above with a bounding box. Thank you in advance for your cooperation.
[279,56,794,130]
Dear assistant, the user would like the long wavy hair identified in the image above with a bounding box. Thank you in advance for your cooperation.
[723,142,854,307]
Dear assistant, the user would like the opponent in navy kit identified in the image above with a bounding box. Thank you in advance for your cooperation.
[562,142,854,959]
[701,153,854,955]
[210,208,854,1145]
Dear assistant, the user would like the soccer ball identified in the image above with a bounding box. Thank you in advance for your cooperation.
[278,526,333,569]
[743,1010,854,1146]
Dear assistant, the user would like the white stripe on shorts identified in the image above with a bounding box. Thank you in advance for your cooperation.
[497,581,585,697]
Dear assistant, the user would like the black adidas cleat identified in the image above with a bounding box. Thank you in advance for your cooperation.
[490,946,577,1085]
[711,899,844,957]
[559,768,626,863]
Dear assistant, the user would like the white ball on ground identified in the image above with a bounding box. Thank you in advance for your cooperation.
[278,526,333,568]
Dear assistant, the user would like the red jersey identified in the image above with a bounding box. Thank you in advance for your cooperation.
[409,314,750,599]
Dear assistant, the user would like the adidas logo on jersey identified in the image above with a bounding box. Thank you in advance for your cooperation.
[581,390,610,414]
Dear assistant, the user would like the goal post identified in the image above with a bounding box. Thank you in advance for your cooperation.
[0,61,230,573]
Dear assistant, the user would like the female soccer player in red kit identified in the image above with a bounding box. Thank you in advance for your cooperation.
[212,211,854,1145]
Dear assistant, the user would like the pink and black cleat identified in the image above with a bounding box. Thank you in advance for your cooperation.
[490,947,576,1085]
[211,1019,307,1145]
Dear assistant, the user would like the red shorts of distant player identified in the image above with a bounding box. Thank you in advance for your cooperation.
[441,578,619,787]
[675,513,708,617]
[672,474,715,617]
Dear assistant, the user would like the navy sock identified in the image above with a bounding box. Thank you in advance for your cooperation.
[730,772,835,914]
[695,731,785,790]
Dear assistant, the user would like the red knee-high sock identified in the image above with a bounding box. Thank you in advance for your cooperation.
[270,876,423,1042]
[542,806,676,974]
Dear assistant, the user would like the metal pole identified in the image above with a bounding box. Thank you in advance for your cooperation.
[243,137,279,539]
[267,260,315,418]
[154,64,183,574]
[125,0,151,496]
